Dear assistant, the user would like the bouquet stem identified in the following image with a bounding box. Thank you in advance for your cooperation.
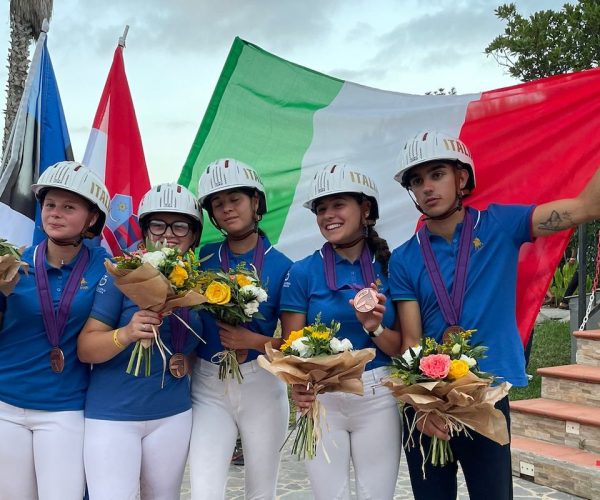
[430,436,453,466]
[217,349,243,383]
[126,339,153,377]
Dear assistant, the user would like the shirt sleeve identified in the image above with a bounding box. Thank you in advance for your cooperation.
[389,247,418,302]
[89,273,125,328]
[279,260,309,314]
[487,204,535,247]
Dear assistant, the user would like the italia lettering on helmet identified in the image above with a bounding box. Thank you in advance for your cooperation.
[303,164,380,221]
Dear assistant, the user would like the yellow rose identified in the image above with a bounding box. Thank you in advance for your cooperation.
[205,281,232,305]
[168,265,188,287]
[281,329,305,351]
[447,359,470,380]
[236,274,253,287]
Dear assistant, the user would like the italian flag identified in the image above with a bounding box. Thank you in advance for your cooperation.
[179,37,600,343]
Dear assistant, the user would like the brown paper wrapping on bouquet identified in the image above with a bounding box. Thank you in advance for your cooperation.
[382,371,511,445]
[104,259,207,313]
[0,254,28,296]
[257,344,376,395]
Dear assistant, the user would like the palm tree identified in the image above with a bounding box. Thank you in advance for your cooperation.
[2,0,53,154]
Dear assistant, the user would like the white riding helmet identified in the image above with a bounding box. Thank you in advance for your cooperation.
[197,159,267,215]
[395,131,476,192]
[31,161,110,237]
[303,164,380,220]
[138,183,202,223]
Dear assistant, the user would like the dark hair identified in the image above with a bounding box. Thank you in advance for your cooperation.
[366,226,391,276]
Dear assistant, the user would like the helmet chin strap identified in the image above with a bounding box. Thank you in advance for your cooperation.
[45,213,95,247]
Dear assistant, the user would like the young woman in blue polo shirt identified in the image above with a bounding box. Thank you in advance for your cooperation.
[77,183,203,500]
[390,130,600,499]
[0,161,110,500]
[189,159,292,500]
[281,164,403,500]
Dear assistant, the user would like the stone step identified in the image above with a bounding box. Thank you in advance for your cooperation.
[510,398,600,453]
[538,364,600,407]
[511,435,600,499]
[574,330,600,367]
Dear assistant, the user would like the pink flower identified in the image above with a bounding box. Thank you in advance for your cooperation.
[419,354,451,379]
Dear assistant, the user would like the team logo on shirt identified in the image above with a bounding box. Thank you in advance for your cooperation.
[283,271,291,288]
[473,237,483,250]
[80,277,89,290]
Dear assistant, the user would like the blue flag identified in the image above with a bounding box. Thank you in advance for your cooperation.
[0,23,73,247]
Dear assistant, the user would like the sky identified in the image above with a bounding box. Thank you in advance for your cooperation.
[0,0,567,185]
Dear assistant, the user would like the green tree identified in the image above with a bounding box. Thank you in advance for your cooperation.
[485,1,600,81]
[3,1,53,154]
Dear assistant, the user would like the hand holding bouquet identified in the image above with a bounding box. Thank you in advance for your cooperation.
[195,263,268,383]
[104,241,206,377]
[258,315,375,460]
[383,329,510,476]
[0,239,28,296]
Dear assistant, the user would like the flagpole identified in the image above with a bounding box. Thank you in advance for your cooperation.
[119,25,129,48]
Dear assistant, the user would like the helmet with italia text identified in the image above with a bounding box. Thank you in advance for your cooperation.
[197,159,267,215]
[138,183,202,223]
[303,164,380,221]
[138,183,203,248]
[31,161,109,237]
[395,131,476,193]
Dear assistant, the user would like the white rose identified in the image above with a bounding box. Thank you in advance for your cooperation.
[451,343,461,355]
[460,354,477,368]
[141,251,165,268]
[254,287,268,303]
[340,338,353,351]
[329,337,344,353]
[243,300,260,317]
[401,345,422,366]
[291,337,311,357]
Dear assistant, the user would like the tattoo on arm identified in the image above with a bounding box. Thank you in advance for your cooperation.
[537,211,573,232]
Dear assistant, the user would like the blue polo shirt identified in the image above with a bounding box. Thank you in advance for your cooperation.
[389,204,535,387]
[196,238,292,363]
[0,242,107,411]
[280,248,396,370]
[84,273,202,421]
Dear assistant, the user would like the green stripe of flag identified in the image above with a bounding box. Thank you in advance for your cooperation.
[178,37,344,245]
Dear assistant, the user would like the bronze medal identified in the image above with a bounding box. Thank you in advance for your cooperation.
[442,325,465,344]
[169,353,189,379]
[353,288,378,313]
[50,347,65,373]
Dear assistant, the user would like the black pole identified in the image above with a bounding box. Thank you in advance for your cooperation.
[577,223,587,329]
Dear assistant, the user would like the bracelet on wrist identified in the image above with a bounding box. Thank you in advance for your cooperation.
[363,324,385,338]
[112,328,126,349]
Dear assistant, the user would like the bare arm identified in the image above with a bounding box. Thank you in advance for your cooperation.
[396,300,422,351]
[77,310,160,364]
[532,167,600,238]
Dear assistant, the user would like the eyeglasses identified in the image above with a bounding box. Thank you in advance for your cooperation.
[147,219,192,237]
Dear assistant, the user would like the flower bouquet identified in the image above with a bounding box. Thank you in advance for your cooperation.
[195,263,268,383]
[0,239,28,296]
[104,240,206,377]
[257,315,375,460]
[382,329,510,476]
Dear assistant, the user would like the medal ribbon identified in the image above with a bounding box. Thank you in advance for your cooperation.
[220,235,266,278]
[322,242,376,292]
[34,239,90,348]
[418,209,474,326]
[169,308,190,353]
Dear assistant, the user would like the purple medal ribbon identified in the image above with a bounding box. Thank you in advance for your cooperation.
[169,308,190,353]
[220,235,266,278]
[34,239,90,348]
[322,242,376,292]
[418,209,474,326]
